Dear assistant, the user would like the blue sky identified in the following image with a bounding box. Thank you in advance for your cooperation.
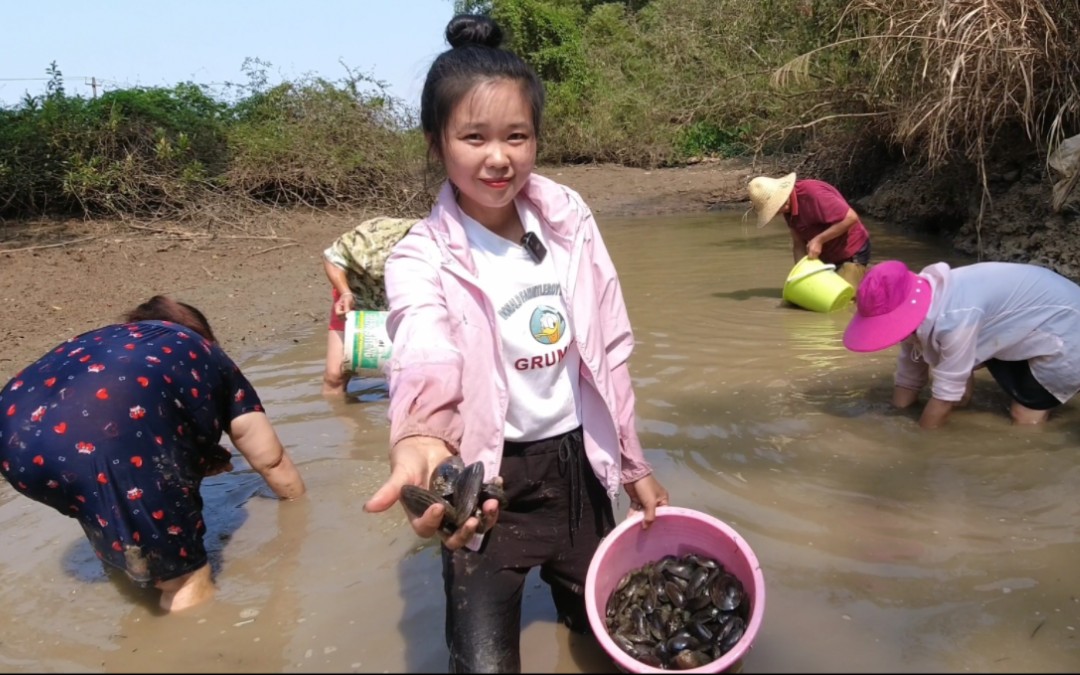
[0,0,458,109]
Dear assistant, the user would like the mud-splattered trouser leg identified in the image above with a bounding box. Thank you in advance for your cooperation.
[441,426,615,674]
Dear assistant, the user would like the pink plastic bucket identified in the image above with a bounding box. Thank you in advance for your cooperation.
[585,506,766,673]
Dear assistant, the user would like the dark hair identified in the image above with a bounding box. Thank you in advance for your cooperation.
[124,295,218,343]
[420,14,545,161]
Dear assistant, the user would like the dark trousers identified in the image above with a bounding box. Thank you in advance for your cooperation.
[985,358,1062,410]
[441,427,615,673]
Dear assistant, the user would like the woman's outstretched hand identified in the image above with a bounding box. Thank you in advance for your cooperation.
[363,436,499,550]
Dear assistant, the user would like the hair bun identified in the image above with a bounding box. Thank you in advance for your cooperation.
[445,14,503,49]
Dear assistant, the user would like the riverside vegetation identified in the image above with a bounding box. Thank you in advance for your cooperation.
[2,0,1079,259]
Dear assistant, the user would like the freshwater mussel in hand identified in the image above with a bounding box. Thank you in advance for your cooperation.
[399,456,506,536]
[605,553,750,670]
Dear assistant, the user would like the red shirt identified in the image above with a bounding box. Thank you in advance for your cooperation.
[783,179,869,264]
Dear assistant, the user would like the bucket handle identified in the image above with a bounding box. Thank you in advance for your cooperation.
[787,262,837,285]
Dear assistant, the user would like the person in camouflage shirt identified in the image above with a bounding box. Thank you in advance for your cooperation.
[322,216,417,395]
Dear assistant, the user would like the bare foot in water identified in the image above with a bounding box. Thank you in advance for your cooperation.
[155,564,216,612]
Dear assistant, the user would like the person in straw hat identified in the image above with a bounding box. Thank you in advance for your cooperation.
[842,259,1080,429]
[747,173,872,289]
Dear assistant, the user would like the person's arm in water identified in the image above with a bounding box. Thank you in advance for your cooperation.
[323,258,354,317]
[892,385,920,408]
[918,398,955,429]
[912,326,979,429]
[790,228,808,263]
[228,411,306,499]
[806,208,860,260]
[914,371,975,428]
[893,386,955,428]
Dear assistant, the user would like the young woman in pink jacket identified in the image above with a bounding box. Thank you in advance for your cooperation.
[362,13,669,673]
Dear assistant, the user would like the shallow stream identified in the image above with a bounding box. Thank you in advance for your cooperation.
[2,211,1079,673]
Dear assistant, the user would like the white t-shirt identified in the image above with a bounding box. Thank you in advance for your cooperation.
[460,200,583,442]
[895,261,1080,403]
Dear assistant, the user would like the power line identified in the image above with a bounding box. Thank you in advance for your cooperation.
[0,76,113,82]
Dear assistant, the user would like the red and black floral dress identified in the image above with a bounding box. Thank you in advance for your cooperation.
[0,320,263,584]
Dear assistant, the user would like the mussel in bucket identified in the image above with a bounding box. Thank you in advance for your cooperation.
[604,553,750,670]
[399,456,506,536]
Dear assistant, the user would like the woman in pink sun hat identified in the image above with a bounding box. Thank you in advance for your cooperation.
[844,259,1080,429]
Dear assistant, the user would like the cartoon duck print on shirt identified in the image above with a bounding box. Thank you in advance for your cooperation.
[530,306,565,345]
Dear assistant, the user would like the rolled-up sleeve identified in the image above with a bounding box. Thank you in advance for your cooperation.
[894,340,929,391]
[928,323,980,402]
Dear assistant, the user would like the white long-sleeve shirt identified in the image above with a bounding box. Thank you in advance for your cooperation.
[896,261,1080,403]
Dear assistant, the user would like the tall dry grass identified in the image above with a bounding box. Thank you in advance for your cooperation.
[884,0,1072,164]
[774,0,1080,212]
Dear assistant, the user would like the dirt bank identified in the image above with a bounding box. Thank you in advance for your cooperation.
[0,157,776,382]
[5,147,1074,384]
[824,132,1080,278]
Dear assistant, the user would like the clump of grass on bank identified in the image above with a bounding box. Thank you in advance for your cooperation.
[773,0,1080,188]
[226,64,427,213]
[0,61,426,225]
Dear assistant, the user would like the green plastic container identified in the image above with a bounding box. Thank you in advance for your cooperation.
[343,310,392,375]
[782,256,855,312]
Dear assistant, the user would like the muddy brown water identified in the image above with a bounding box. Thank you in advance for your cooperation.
[3,212,1080,673]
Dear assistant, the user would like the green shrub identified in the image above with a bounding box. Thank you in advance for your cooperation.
[6,0,1071,222]
[0,61,425,220]
[674,122,753,159]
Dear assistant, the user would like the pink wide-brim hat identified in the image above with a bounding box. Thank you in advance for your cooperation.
[843,260,933,352]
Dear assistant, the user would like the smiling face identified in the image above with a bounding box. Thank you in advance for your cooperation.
[439,78,537,235]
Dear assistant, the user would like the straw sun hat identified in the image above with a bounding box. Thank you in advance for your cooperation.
[747,172,797,228]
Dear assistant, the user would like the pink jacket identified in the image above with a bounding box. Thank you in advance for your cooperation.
[383,174,653,503]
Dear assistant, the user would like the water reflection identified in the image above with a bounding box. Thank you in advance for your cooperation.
[2,210,1079,672]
